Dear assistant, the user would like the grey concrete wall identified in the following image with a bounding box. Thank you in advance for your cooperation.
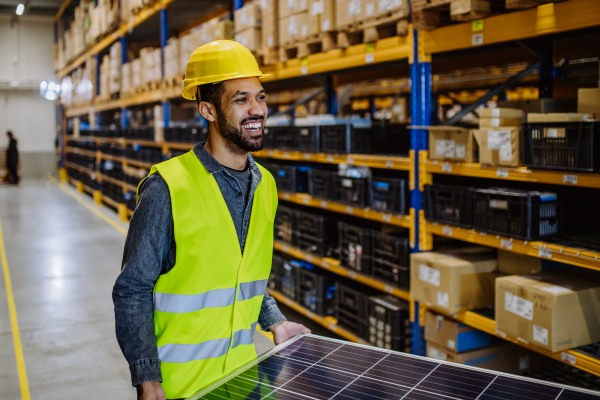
[18,151,56,178]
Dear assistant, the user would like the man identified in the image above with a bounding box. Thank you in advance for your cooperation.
[113,40,310,400]
[5,131,19,184]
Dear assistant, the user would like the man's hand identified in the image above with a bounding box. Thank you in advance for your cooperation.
[137,381,166,400]
[269,321,311,345]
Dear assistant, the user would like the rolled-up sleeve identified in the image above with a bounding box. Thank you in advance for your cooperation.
[258,290,287,331]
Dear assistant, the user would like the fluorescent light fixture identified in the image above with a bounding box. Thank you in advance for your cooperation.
[40,81,47,90]
[16,3,24,15]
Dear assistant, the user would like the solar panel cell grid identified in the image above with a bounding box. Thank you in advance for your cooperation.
[191,335,600,400]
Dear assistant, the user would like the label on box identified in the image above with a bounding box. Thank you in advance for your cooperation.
[447,339,456,350]
[267,36,274,47]
[547,128,559,138]
[322,19,330,31]
[436,139,455,158]
[428,346,447,361]
[300,0,307,9]
[563,175,577,184]
[519,355,530,371]
[455,144,466,159]
[562,352,576,365]
[538,248,552,259]
[419,264,440,286]
[499,144,512,161]
[311,0,323,14]
[533,325,548,345]
[491,108,500,117]
[366,2,375,15]
[437,291,449,308]
[472,33,483,46]
[349,0,362,16]
[288,0,298,8]
[490,118,501,127]
[241,10,247,25]
[488,130,511,150]
[505,293,533,320]
[379,0,402,12]
[436,315,443,330]
[289,16,299,35]
[541,285,570,294]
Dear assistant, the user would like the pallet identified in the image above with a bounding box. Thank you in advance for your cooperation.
[279,32,337,62]
[412,0,505,30]
[506,0,563,9]
[95,93,111,103]
[139,81,160,93]
[255,47,279,66]
[163,74,184,89]
[337,9,409,49]
[121,87,136,99]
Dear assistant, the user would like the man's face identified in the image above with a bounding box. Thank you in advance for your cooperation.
[216,77,268,152]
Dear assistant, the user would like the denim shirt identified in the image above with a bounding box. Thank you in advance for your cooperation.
[112,143,286,387]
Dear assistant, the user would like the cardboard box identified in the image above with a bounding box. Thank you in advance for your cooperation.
[234,2,262,33]
[309,0,336,34]
[410,251,497,314]
[374,0,409,18]
[426,342,532,375]
[425,311,491,352]
[498,250,541,276]
[261,0,279,47]
[479,108,523,119]
[280,0,308,18]
[527,113,547,123]
[578,88,600,114]
[279,12,309,44]
[499,99,577,114]
[479,117,522,128]
[234,27,262,52]
[496,269,600,352]
[547,113,593,122]
[428,126,475,162]
[336,0,363,29]
[212,20,234,41]
[474,128,520,167]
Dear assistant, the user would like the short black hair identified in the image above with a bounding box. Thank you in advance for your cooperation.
[6,131,13,138]
[197,82,225,113]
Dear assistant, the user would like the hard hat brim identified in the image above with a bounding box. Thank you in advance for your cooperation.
[181,73,271,101]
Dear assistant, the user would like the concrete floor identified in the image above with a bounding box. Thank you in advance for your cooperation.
[0,179,274,399]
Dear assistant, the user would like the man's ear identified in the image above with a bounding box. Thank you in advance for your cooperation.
[199,101,216,122]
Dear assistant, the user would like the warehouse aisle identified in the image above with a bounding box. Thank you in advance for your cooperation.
[0,179,276,399]
[0,180,134,399]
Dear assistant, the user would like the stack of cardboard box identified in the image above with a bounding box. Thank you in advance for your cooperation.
[427,126,476,163]
[261,0,279,51]
[474,108,523,167]
[279,0,310,45]
[108,42,122,95]
[234,2,263,53]
[121,62,132,97]
[99,55,110,99]
[140,48,161,88]
[309,0,336,36]
[164,38,181,82]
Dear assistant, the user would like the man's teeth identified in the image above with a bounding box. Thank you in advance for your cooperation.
[242,122,261,130]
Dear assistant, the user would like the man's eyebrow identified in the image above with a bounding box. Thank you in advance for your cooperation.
[231,89,266,98]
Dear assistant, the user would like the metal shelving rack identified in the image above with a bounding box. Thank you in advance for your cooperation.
[55,0,600,377]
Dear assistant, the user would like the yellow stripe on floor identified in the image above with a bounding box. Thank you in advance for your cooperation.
[0,213,31,400]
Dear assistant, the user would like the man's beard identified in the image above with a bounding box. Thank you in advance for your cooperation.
[216,109,264,152]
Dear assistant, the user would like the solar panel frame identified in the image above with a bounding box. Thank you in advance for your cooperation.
[186,334,600,400]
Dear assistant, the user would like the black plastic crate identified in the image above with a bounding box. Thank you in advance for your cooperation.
[370,178,407,214]
[262,126,275,149]
[269,254,287,292]
[474,188,559,240]
[275,206,297,245]
[308,169,336,200]
[164,126,208,143]
[296,210,337,257]
[295,264,336,316]
[320,124,357,153]
[265,164,310,193]
[424,184,476,228]
[295,126,320,152]
[334,175,369,207]
[367,295,412,351]
[337,308,369,341]
[336,282,373,341]
[339,222,371,275]
[271,126,298,150]
[522,121,600,172]
[320,123,409,155]
[280,258,300,301]
[370,231,410,291]
[126,127,155,141]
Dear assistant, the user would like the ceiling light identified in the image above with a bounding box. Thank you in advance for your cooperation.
[16,3,24,15]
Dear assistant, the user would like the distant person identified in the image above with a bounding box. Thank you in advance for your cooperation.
[5,131,19,184]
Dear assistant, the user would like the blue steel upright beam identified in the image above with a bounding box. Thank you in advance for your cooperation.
[121,36,128,128]
[95,54,101,128]
[160,8,170,127]
[410,28,431,357]
[234,0,244,10]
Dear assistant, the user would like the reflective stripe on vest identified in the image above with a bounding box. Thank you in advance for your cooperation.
[139,151,277,399]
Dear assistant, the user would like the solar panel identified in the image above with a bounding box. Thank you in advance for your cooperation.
[188,335,600,400]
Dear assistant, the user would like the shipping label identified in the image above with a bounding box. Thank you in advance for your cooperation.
[533,325,548,345]
[428,346,447,361]
[541,285,571,294]
[435,139,455,158]
[419,264,440,286]
[437,291,449,308]
[505,292,533,320]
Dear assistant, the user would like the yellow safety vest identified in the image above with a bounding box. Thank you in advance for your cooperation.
[138,151,277,399]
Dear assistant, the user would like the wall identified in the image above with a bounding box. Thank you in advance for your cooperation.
[0,14,57,178]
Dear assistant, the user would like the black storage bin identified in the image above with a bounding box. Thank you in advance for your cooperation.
[308,169,336,200]
[267,164,310,193]
[262,126,275,149]
[275,206,297,245]
[473,188,559,240]
[522,121,600,172]
[370,178,407,214]
[280,258,300,301]
[370,231,410,291]
[367,295,412,351]
[320,123,409,155]
[164,126,208,143]
[295,126,320,152]
[128,127,154,141]
[320,124,361,154]
[296,265,336,316]
[370,123,410,155]
[296,210,337,257]
[269,254,287,292]
[339,222,371,275]
[271,126,298,150]
[334,175,369,207]
[424,184,475,228]
[336,283,373,341]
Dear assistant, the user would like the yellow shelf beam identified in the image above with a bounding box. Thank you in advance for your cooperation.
[421,0,600,55]
[421,304,600,377]
[101,194,121,209]
[422,156,600,190]
[98,173,137,192]
[267,288,370,345]
[279,191,412,230]
[254,149,411,171]
[65,162,95,177]
[65,146,97,159]
[424,221,600,272]
[274,241,411,301]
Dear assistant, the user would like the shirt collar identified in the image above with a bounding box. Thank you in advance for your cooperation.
[192,142,262,180]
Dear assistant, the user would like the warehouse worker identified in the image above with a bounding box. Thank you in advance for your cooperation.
[112,40,310,400]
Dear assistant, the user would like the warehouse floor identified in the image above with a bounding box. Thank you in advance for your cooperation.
[0,179,275,399]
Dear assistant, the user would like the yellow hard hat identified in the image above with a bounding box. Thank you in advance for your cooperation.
[181,40,270,100]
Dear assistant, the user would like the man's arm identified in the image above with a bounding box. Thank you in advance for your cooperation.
[112,174,174,389]
[258,291,287,331]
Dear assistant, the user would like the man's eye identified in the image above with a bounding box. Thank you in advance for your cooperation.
[258,96,267,101]
[236,98,247,103]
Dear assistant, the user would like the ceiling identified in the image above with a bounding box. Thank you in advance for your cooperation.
[0,0,63,16]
